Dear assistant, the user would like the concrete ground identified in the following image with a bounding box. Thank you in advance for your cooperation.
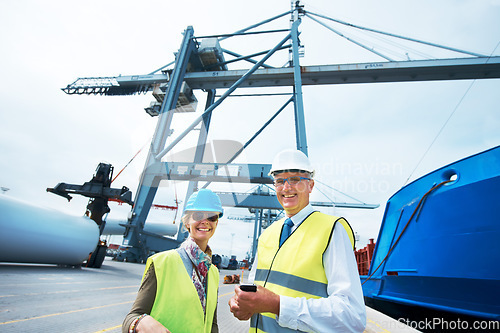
[0,257,417,332]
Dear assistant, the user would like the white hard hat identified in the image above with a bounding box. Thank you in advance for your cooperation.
[269,149,315,177]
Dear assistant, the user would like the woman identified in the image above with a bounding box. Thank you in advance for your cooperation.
[123,189,223,333]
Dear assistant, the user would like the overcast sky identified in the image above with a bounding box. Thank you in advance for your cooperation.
[1,0,499,259]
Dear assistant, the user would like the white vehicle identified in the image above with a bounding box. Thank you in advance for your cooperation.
[219,255,230,269]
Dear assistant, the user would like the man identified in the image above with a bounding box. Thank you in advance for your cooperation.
[229,149,366,332]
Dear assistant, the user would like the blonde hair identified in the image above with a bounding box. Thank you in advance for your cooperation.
[181,212,191,233]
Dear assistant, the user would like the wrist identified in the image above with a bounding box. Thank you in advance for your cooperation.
[272,294,281,315]
[129,313,148,333]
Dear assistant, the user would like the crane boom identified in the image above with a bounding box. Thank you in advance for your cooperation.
[62,56,500,95]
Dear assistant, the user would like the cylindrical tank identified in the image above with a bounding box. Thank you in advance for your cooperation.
[102,219,178,237]
[0,195,99,265]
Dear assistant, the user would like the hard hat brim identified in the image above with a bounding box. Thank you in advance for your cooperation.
[269,169,314,177]
[184,209,223,218]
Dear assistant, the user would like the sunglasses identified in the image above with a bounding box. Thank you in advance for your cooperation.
[191,212,219,222]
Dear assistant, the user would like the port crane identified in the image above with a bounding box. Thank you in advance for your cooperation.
[62,1,500,263]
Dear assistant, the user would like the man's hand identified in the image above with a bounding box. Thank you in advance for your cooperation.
[229,293,253,321]
[229,285,280,321]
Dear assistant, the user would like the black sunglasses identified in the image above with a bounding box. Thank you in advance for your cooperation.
[191,212,219,222]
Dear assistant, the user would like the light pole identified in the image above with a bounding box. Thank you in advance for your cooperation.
[230,233,235,256]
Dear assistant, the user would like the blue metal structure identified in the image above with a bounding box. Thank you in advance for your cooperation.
[361,145,500,321]
[61,1,500,264]
[118,4,310,262]
[119,26,198,260]
[63,57,500,95]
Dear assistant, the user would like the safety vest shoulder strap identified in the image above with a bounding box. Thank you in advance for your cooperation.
[332,215,356,249]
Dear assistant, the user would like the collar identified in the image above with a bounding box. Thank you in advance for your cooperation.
[287,204,315,231]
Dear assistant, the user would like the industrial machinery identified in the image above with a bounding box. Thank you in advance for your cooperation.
[47,163,133,267]
[60,1,500,264]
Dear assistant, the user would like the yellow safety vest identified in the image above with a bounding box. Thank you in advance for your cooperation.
[250,212,354,332]
[145,249,219,333]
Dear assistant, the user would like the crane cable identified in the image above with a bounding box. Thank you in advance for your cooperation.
[403,40,500,186]
[111,141,149,184]
[110,139,180,217]
[362,179,451,285]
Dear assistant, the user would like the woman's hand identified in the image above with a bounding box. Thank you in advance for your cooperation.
[135,315,171,333]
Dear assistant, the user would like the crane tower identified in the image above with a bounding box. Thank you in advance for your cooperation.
[62,1,500,262]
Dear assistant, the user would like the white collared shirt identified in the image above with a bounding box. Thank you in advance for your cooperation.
[248,204,366,332]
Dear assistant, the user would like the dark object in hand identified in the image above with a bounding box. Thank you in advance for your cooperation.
[240,284,257,292]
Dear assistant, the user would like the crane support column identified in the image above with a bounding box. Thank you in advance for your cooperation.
[290,7,308,155]
[177,89,217,242]
[119,26,196,262]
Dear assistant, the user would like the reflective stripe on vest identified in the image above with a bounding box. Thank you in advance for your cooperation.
[145,250,219,333]
[250,212,354,332]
